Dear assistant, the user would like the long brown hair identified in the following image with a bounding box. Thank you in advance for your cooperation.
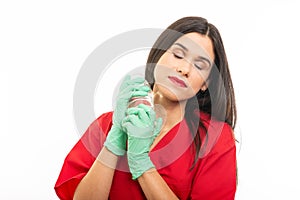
[145,16,236,165]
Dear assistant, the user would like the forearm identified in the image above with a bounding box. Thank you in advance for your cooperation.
[138,169,179,200]
[73,147,118,200]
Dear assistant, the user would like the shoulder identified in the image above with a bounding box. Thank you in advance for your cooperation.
[78,111,113,158]
[94,111,113,135]
[83,111,113,138]
[96,111,113,122]
[196,111,235,158]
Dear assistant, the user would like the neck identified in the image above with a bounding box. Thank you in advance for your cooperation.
[153,92,187,132]
[149,89,187,151]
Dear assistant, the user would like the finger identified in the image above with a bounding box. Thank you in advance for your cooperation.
[126,107,142,115]
[139,85,151,91]
[126,107,144,121]
[119,75,131,91]
[129,85,150,93]
[127,77,145,85]
[138,104,156,122]
[121,115,131,132]
[126,107,151,127]
[119,75,145,91]
[148,107,156,123]
[119,85,150,99]
[137,109,150,124]
[121,115,132,124]
[137,103,152,116]
[122,114,141,127]
[137,104,151,112]
[131,91,149,98]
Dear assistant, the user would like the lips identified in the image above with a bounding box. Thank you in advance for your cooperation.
[168,76,187,88]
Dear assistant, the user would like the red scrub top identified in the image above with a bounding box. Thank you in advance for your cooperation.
[54,111,236,200]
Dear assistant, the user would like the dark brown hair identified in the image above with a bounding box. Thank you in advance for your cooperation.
[145,16,237,164]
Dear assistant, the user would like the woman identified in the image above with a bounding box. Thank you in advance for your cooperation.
[55,16,237,199]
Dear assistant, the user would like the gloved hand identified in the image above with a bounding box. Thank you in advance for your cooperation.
[122,104,163,179]
[104,75,150,156]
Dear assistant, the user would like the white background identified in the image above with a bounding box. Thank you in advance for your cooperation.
[1,0,300,199]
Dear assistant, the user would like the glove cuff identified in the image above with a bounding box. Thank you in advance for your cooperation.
[104,126,126,156]
[104,142,125,156]
[96,147,118,169]
[127,152,155,180]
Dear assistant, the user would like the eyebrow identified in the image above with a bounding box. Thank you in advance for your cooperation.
[173,42,212,67]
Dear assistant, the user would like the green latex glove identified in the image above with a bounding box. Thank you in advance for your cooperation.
[104,75,150,156]
[122,104,163,179]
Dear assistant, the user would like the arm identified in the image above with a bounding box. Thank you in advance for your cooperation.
[54,116,112,200]
[73,147,117,200]
[138,169,179,200]
[122,104,179,199]
[74,76,151,199]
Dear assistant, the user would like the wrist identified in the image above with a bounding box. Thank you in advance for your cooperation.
[104,125,127,156]
[96,147,119,169]
[127,152,155,180]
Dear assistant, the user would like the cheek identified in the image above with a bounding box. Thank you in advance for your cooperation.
[157,53,175,69]
[154,66,193,101]
[189,70,210,91]
[155,83,195,101]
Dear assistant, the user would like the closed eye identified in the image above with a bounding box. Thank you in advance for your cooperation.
[194,63,202,70]
[173,52,184,59]
[171,48,185,59]
[194,59,210,70]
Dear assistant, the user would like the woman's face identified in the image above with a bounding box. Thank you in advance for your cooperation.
[153,32,215,102]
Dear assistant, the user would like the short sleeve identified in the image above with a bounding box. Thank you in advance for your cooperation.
[54,112,113,200]
[191,123,237,200]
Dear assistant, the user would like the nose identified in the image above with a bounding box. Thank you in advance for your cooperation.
[176,59,192,77]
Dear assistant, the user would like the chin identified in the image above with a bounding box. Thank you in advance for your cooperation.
[154,84,194,102]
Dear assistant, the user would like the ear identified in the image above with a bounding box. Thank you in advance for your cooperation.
[200,85,207,91]
[200,80,209,91]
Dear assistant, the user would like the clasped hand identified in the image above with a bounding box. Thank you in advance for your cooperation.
[103,75,162,179]
[122,104,162,179]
